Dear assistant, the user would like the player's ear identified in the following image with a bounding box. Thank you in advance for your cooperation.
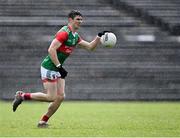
[68,17,73,23]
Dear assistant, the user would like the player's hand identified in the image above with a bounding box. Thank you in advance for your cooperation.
[98,31,111,37]
[57,65,68,79]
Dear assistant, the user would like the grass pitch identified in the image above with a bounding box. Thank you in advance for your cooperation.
[0,101,180,137]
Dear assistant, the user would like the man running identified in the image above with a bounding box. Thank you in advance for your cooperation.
[12,10,108,127]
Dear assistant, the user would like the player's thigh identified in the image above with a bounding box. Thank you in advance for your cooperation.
[43,81,58,99]
[57,78,65,96]
[41,66,60,98]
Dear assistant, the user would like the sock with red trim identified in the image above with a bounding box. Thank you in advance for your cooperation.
[22,93,31,100]
[41,115,49,122]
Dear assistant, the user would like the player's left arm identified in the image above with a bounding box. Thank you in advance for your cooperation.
[78,31,109,51]
[78,36,101,51]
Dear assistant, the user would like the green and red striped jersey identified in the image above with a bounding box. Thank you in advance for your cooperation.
[41,25,82,71]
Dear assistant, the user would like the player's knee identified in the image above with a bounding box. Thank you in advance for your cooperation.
[61,94,65,101]
[46,94,56,102]
[56,93,65,101]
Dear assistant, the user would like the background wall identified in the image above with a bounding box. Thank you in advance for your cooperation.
[0,0,180,100]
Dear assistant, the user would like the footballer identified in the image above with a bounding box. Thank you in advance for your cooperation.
[12,10,108,127]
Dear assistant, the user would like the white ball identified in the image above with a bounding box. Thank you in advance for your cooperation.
[100,32,117,47]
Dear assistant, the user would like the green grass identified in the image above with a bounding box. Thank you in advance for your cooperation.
[0,101,180,137]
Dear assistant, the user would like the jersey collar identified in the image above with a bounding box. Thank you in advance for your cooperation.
[68,25,76,33]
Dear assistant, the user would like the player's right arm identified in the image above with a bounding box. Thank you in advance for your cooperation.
[48,39,62,67]
[48,31,68,67]
[48,31,68,78]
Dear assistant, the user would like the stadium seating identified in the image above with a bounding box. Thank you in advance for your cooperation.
[0,0,180,100]
[113,0,180,35]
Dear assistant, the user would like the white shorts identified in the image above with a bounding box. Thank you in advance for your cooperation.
[41,66,61,83]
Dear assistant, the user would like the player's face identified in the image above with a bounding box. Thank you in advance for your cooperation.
[72,16,83,30]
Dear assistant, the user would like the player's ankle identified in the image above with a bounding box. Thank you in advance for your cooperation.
[21,93,32,100]
[41,115,49,122]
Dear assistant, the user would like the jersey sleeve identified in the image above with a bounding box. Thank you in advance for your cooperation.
[77,35,83,44]
[55,31,68,43]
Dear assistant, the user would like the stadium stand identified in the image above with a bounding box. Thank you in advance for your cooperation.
[0,0,180,100]
[113,0,180,35]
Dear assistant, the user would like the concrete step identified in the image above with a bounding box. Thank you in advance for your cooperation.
[2,77,180,100]
[0,5,115,10]
[0,56,178,64]
[0,50,179,61]
[66,78,180,89]
[1,65,180,80]
[0,18,137,27]
[1,41,180,49]
[1,59,179,67]
[1,48,179,57]
[2,83,180,100]
[65,88,180,100]
[2,0,110,5]
[3,77,180,87]
[0,9,121,17]
[1,43,180,54]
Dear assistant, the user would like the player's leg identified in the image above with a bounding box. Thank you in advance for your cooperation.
[45,78,65,118]
[12,81,58,112]
[30,81,58,102]
[38,78,65,127]
[12,66,59,112]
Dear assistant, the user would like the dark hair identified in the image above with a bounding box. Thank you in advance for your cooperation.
[68,10,82,19]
